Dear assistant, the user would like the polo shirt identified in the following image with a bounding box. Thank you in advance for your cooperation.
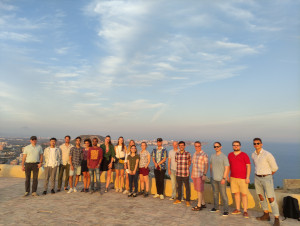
[23,144,43,163]
[228,151,250,179]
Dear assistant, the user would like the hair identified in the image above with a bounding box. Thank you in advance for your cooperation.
[130,145,137,152]
[92,137,98,142]
[105,135,112,146]
[178,141,185,146]
[75,136,81,141]
[194,141,201,145]
[50,137,57,141]
[141,141,147,147]
[232,140,241,146]
[129,139,135,147]
[84,138,92,147]
[116,136,125,151]
[65,135,71,139]
[214,142,222,146]
[253,138,262,143]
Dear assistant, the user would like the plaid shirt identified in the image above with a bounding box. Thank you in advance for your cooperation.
[175,150,191,177]
[191,151,208,178]
[69,146,83,167]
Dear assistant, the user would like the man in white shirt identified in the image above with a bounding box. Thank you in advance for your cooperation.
[58,135,74,191]
[168,141,178,200]
[43,138,61,195]
[252,138,280,226]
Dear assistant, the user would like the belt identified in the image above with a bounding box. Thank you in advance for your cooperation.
[255,174,271,177]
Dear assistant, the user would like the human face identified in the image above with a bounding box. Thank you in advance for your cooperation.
[130,146,137,154]
[253,140,263,150]
[194,143,201,151]
[179,143,185,151]
[157,141,162,147]
[232,142,241,151]
[118,137,124,145]
[213,143,222,152]
[105,137,110,144]
[75,138,81,146]
[84,141,90,148]
[173,141,178,150]
[30,139,37,146]
[92,138,98,147]
[129,140,135,146]
[141,143,147,150]
[50,140,56,147]
[65,137,70,144]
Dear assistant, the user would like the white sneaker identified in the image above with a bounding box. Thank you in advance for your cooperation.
[153,194,160,198]
[73,187,77,192]
[67,188,73,194]
[169,197,175,200]
[115,188,119,192]
[123,190,129,194]
[160,195,164,200]
[119,188,123,193]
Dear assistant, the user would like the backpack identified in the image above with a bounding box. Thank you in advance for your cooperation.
[283,196,300,221]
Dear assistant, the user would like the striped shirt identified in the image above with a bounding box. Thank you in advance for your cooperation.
[252,149,278,175]
[191,151,208,178]
[175,150,191,177]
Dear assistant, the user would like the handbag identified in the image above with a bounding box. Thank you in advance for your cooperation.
[119,157,125,164]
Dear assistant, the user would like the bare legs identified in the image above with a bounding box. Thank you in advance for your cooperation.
[82,172,90,190]
[234,192,247,212]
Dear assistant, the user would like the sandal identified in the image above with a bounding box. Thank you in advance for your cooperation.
[192,205,202,211]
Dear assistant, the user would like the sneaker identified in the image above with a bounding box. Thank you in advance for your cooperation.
[104,188,108,193]
[115,188,119,192]
[173,200,181,204]
[232,209,241,215]
[32,192,39,196]
[123,190,129,194]
[90,189,95,194]
[144,193,149,197]
[42,191,47,195]
[160,195,164,200]
[138,190,144,195]
[169,197,175,200]
[223,212,229,216]
[128,192,133,197]
[85,188,89,193]
[64,187,68,191]
[56,189,61,192]
[210,208,219,212]
[51,189,55,194]
[119,188,123,193]
[181,198,184,201]
[81,188,85,192]
[153,194,160,198]
[73,187,77,193]
[23,192,29,197]
[133,193,137,197]
[201,204,207,208]
[243,212,249,218]
[67,188,73,194]
[186,201,190,207]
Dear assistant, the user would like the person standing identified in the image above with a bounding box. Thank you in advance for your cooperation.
[43,138,61,195]
[123,140,135,194]
[168,141,179,200]
[139,142,151,197]
[58,135,74,192]
[81,139,91,192]
[87,138,103,193]
[21,136,43,197]
[100,135,115,193]
[173,141,191,207]
[127,145,140,197]
[114,136,127,193]
[228,141,251,218]
[252,138,280,226]
[210,142,230,216]
[68,136,83,193]
[152,138,168,200]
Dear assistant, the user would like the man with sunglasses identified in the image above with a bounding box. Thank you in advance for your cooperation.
[210,142,230,216]
[252,138,280,226]
[228,141,251,218]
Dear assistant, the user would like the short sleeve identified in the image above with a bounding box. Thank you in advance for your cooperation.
[164,149,168,158]
[152,149,155,158]
[204,153,208,163]
[244,153,251,164]
[223,155,229,166]
[39,146,43,155]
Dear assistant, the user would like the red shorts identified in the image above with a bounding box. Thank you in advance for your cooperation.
[192,177,205,192]
[139,167,149,176]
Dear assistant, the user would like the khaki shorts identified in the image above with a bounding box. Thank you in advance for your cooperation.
[230,177,249,194]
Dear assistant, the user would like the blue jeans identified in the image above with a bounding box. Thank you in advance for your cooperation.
[211,179,229,212]
[129,171,139,193]
[255,175,279,217]
[89,168,100,190]
[170,169,177,198]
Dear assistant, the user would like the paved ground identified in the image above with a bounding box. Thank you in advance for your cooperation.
[0,177,298,226]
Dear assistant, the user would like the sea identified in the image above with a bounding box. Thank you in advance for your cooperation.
[142,141,300,188]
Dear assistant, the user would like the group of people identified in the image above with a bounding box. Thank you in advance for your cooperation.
[22,136,280,226]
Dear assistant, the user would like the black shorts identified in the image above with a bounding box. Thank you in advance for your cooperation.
[100,157,114,171]
[81,160,88,173]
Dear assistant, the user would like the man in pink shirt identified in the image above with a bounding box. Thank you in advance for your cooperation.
[228,141,251,218]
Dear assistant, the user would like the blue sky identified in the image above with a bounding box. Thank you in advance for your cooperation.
[0,0,299,142]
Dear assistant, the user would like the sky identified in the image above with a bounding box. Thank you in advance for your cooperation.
[0,0,299,143]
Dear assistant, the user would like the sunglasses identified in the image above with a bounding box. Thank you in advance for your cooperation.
[214,146,220,148]
[232,145,240,146]
[253,143,261,145]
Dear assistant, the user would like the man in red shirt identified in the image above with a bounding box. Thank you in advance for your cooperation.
[228,141,251,218]
[87,138,103,193]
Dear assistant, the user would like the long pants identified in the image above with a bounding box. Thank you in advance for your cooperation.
[58,164,69,189]
[255,175,280,217]
[170,169,177,199]
[154,169,166,195]
[89,168,100,190]
[211,179,229,212]
[176,176,190,201]
[44,166,58,191]
[25,163,39,193]
[129,171,139,193]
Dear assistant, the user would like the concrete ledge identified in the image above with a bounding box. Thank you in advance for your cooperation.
[1,164,299,215]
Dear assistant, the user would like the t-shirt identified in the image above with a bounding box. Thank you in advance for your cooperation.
[210,153,229,181]
[228,151,251,179]
[127,154,140,171]
[23,144,43,163]
[139,150,150,168]
[48,148,56,168]
[59,143,74,165]
[87,147,103,169]
[168,149,178,171]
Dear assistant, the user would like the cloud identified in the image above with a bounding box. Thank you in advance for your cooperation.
[0,31,39,42]
[55,47,70,55]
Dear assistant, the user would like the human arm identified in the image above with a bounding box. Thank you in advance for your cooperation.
[168,157,171,175]
[221,166,230,185]
[38,154,43,168]
[133,157,139,175]
[21,154,27,171]
[202,162,208,180]
[146,152,151,169]
[245,164,251,184]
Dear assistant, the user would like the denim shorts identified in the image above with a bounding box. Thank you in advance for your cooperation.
[70,166,81,176]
